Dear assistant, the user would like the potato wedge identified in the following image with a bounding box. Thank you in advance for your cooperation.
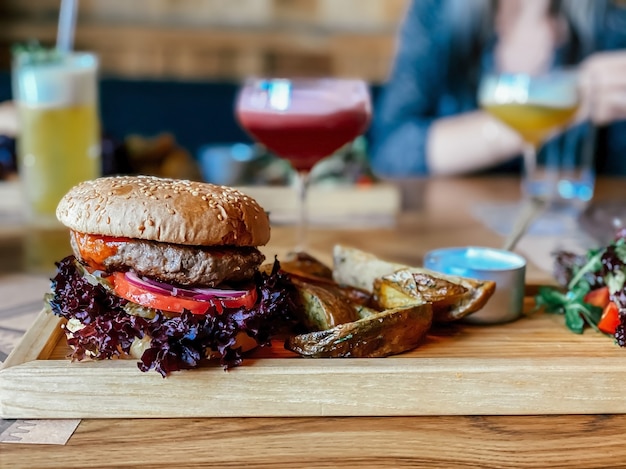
[333,245,408,292]
[333,245,495,322]
[290,276,362,330]
[278,251,334,283]
[285,303,433,358]
[259,252,334,280]
[373,269,427,309]
[284,245,495,359]
[286,256,433,358]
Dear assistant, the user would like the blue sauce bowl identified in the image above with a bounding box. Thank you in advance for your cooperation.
[424,246,526,324]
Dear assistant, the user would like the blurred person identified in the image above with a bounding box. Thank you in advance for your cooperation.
[371,0,626,177]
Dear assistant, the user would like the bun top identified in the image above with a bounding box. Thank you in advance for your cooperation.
[56,176,270,247]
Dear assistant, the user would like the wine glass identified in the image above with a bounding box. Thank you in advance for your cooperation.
[478,70,581,202]
[235,78,371,250]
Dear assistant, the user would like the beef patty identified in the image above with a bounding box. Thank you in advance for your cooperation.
[71,235,265,286]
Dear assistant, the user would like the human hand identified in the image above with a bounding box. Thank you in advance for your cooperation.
[579,51,626,126]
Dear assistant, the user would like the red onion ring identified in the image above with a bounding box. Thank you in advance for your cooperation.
[124,272,251,301]
[124,271,172,295]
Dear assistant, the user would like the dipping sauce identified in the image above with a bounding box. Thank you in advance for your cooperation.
[424,246,526,325]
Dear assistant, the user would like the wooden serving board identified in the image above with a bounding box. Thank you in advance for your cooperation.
[1,298,626,419]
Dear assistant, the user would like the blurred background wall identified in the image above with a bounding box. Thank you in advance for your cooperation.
[0,0,408,82]
[0,0,408,180]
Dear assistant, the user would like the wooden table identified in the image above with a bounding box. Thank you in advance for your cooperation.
[2,176,626,468]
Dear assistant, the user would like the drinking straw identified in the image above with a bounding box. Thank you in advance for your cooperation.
[56,0,78,52]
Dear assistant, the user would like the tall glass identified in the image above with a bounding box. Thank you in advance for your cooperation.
[12,49,101,227]
[236,78,371,250]
[478,70,581,202]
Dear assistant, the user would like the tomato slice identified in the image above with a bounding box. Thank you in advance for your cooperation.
[110,272,258,315]
[584,286,610,309]
[598,301,621,335]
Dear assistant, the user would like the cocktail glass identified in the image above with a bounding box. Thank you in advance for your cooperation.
[236,78,371,250]
[478,70,582,202]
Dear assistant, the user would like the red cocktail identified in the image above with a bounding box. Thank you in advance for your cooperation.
[237,81,371,171]
[236,78,371,249]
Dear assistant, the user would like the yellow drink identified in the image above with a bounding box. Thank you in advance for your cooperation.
[483,102,578,147]
[13,51,101,227]
[18,103,100,222]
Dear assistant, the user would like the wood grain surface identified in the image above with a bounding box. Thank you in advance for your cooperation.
[3,415,626,468]
[3,299,626,419]
[2,176,626,468]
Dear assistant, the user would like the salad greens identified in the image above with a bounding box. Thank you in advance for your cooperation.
[535,230,626,345]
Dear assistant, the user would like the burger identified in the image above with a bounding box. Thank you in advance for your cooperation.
[47,175,299,376]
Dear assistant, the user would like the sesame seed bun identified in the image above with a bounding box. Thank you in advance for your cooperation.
[56,176,270,247]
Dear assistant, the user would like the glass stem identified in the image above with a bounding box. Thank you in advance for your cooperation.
[295,170,310,252]
[522,143,538,199]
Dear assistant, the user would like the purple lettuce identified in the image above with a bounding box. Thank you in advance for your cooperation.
[49,256,300,377]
